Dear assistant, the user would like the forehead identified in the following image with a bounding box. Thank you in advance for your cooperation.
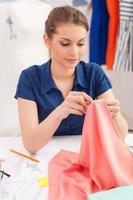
[53,23,87,40]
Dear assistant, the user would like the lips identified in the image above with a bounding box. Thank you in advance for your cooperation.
[66,58,79,63]
[67,58,78,61]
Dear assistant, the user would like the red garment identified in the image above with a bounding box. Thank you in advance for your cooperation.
[106,0,119,70]
[48,100,133,200]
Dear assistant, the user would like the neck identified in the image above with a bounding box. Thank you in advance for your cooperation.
[51,61,75,81]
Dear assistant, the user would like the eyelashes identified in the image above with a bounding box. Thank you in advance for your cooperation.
[60,43,85,47]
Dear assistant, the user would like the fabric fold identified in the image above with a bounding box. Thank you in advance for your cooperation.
[48,100,133,200]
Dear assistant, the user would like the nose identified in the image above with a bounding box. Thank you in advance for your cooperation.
[69,45,78,57]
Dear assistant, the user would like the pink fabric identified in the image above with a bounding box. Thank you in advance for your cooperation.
[48,100,133,200]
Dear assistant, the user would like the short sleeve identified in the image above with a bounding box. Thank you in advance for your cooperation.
[15,70,35,101]
[94,65,112,98]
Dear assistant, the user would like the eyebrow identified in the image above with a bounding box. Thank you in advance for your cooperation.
[60,37,86,42]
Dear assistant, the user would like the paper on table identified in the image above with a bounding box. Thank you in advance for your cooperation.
[2,165,44,183]
[1,164,48,200]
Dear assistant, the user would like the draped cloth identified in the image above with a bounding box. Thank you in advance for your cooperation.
[48,100,133,200]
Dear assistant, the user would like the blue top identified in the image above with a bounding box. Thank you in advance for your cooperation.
[15,59,112,136]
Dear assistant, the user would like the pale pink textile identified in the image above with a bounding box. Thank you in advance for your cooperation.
[48,100,133,200]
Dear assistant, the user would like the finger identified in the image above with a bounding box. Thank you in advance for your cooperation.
[70,102,86,114]
[111,112,118,119]
[72,95,87,108]
[82,92,93,102]
[105,99,120,106]
[66,94,86,106]
[68,108,85,116]
[108,105,120,113]
[70,91,93,102]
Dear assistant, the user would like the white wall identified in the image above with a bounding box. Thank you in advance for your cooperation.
[0,1,51,136]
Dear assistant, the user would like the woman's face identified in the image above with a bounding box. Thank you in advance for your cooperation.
[45,23,87,69]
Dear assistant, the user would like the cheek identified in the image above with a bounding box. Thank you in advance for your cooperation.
[51,46,61,55]
[79,47,85,55]
[58,48,69,57]
[54,45,66,53]
[51,47,66,60]
[81,46,86,54]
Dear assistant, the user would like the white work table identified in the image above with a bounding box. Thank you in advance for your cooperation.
[0,134,133,200]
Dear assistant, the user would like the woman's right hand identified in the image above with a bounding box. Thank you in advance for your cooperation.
[56,91,93,119]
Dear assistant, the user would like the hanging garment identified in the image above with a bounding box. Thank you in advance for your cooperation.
[113,0,133,72]
[89,0,109,65]
[105,0,119,70]
[72,0,88,7]
[48,100,133,200]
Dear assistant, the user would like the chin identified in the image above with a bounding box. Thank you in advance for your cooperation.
[65,59,80,66]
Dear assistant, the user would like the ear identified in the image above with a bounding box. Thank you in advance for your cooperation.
[43,34,51,48]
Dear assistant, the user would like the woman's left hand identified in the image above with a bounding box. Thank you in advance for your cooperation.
[104,99,120,119]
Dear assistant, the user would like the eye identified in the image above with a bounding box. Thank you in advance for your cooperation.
[60,42,70,46]
[77,43,85,46]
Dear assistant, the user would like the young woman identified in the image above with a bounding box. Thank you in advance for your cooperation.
[15,5,128,154]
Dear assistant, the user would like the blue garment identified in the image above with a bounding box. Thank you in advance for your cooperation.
[15,59,112,136]
[89,0,109,65]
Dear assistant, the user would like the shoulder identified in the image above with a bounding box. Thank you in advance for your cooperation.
[79,61,104,77]
[19,61,49,83]
[78,60,112,90]
[20,64,41,79]
[77,61,112,98]
[79,60,102,69]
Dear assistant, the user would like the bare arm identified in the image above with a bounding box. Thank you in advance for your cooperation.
[17,92,92,154]
[18,98,64,154]
[97,89,128,138]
